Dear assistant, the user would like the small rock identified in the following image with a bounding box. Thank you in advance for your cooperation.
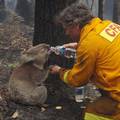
[41,107,46,112]
[11,110,19,119]
[55,106,62,110]
[0,95,3,101]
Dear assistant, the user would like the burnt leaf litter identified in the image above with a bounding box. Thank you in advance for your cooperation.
[0,9,84,120]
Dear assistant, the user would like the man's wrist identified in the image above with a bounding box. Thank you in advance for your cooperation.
[59,68,67,79]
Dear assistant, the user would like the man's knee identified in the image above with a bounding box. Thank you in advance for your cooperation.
[83,96,118,120]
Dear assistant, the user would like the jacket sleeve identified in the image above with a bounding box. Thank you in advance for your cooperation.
[59,40,97,87]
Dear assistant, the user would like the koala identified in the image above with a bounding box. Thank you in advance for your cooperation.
[8,43,50,106]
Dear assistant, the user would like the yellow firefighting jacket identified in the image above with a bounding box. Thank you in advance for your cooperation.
[59,17,120,102]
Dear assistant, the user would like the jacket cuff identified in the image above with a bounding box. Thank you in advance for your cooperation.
[59,68,67,80]
[59,68,71,84]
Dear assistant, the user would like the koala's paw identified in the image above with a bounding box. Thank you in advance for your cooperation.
[30,86,47,105]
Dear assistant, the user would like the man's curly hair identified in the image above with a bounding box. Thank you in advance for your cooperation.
[55,2,94,28]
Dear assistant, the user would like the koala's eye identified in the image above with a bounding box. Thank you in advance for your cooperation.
[40,48,45,52]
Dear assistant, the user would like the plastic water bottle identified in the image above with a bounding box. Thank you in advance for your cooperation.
[75,87,85,102]
[50,46,76,59]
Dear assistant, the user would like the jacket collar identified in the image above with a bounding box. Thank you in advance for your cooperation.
[79,17,102,42]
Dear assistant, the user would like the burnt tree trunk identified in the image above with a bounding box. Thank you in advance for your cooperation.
[98,0,104,19]
[33,0,76,46]
[16,0,34,26]
[0,0,5,8]
[113,0,120,23]
[33,0,77,104]
[0,0,6,22]
[33,0,76,68]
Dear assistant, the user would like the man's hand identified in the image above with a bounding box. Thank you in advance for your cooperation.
[63,42,78,49]
[49,65,61,74]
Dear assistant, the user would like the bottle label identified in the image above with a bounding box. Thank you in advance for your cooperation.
[50,46,76,58]
[75,87,84,102]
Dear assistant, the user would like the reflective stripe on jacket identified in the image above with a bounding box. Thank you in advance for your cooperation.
[59,17,120,102]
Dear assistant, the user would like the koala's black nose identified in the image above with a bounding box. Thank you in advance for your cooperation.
[45,44,50,51]
[47,44,50,48]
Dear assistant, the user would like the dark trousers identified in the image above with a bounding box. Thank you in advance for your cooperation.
[84,96,120,120]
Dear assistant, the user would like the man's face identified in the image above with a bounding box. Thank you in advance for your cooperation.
[63,24,80,42]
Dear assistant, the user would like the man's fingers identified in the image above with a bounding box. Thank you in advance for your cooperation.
[49,65,54,69]
[49,65,56,74]
[49,65,61,74]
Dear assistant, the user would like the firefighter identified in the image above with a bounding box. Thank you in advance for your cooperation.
[50,2,120,120]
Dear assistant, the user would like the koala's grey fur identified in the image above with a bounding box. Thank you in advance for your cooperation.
[8,43,50,106]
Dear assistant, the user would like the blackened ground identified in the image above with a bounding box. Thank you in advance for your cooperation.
[0,86,85,120]
[0,9,84,120]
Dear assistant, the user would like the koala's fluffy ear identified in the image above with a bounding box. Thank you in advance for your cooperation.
[20,51,35,64]
[20,43,50,66]
[20,45,39,64]
[20,52,44,70]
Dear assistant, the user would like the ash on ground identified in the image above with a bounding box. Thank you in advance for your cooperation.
[0,9,100,120]
[0,9,83,120]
